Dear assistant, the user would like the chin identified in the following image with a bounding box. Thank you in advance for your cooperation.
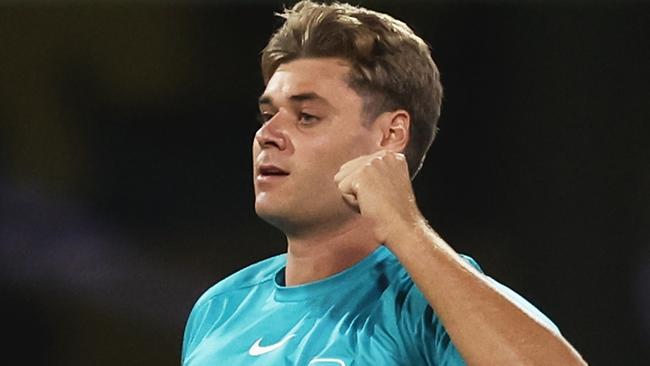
[255,198,287,222]
[254,207,294,233]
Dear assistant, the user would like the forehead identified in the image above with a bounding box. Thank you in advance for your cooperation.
[263,58,360,105]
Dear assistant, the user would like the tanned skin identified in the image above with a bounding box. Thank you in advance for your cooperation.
[253,57,587,366]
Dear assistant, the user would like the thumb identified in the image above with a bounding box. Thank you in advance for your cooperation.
[341,192,358,207]
[341,192,361,213]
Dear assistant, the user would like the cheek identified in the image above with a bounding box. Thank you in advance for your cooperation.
[308,138,348,170]
[252,140,260,160]
[313,132,373,165]
[301,147,354,186]
[294,123,375,177]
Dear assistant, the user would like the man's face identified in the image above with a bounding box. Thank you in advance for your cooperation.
[253,57,380,234]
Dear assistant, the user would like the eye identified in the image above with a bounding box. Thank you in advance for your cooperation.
[299,112,319,124]
[257,111,274,125]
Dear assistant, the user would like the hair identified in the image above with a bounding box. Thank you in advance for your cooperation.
[261,1,443,179]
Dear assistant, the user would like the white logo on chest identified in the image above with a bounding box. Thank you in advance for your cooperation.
[248,333,296,356]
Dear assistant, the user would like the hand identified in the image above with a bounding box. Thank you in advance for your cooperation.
[334,150,424,246]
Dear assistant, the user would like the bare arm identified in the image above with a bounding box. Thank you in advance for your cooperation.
[335,150,587,366]
[386,218,586,366]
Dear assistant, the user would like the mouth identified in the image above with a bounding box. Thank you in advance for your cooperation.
[256,164,290,182]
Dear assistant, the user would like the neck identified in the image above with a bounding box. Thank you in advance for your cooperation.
[284,215,380,286]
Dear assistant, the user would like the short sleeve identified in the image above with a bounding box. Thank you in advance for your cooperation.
[396,255,559,365]
[181,294,228,364]
[181,299,207,363]
[396,276,467,365]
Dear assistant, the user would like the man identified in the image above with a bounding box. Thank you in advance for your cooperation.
[182,1,587,365]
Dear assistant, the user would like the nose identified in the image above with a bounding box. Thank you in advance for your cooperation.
[255,112,288,151]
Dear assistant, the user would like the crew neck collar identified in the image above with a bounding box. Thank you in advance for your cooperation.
[273,245,391,302]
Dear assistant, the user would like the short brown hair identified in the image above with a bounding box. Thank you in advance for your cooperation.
[261,0,443,179]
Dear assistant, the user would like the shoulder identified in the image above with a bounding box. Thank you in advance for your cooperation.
[385,253,482,314]
[183,253,286,357]
[382,251,558,333]
[193,253,286,308]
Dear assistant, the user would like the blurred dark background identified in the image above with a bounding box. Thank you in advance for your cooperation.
[0,0,648,365]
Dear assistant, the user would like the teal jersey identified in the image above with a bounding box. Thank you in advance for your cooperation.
[182,246,557,365]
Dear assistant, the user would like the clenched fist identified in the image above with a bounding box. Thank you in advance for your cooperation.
[334,150,425,246]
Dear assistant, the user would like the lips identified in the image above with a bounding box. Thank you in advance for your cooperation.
[259,165,289,175]
[258,164,289,177]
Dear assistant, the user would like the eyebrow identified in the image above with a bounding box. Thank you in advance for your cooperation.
[258,92,333,108]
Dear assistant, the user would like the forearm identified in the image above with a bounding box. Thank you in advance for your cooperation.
[387,218,587,366]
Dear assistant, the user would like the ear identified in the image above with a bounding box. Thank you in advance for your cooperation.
[376,110,410,153]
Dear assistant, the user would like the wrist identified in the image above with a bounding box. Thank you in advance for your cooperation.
[383,208,428,250]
